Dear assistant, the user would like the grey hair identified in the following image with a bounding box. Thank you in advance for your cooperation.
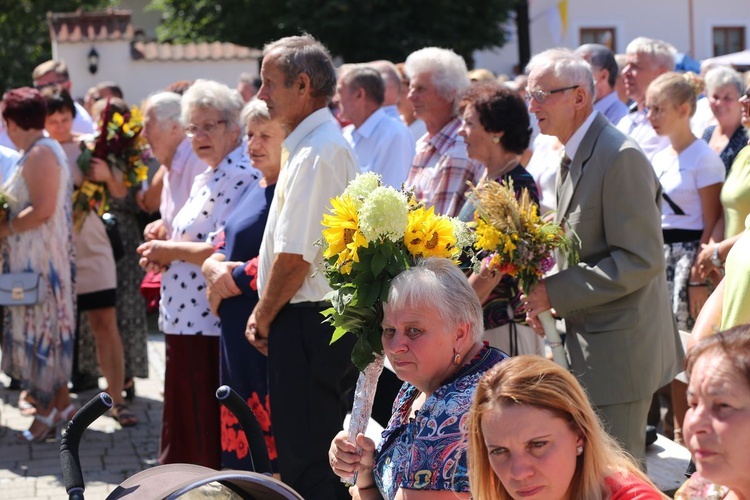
[704,66,744,96]
[384,258,484,343]
[342,66,385,106]
[575,44,619,89]
[263,34,337,102]
[180,79,244,130]
[404,47,470,103]
[625,37,676,71]
[145,91,182,129]
[526,48,596,100]
[240,98,271,128]
[367,60,403,96]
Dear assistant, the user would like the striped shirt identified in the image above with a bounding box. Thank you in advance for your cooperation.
[405,117,484,217]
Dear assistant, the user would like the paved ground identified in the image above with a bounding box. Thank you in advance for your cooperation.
[0,333,166,500]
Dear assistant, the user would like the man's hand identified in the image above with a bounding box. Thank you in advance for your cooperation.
[245,309,269,356]
[520,280,552,336]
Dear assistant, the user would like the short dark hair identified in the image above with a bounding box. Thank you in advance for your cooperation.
[686,324,750,389]
[263,34,337,101]
[2,87,47,130]
[44,89,77,118]
[344,66,385,106]
[459,82,531,154]
[575,44,619,89]
[95,81,124,99]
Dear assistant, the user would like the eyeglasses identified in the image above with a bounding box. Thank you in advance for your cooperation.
[34,79,68,91]
[185,120,227,138]
[525,85,580,104]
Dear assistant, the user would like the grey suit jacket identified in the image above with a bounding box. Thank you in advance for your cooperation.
[546,113,683,406]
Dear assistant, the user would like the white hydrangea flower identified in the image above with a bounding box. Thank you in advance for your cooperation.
[451,217,475,249]
[359,186,408,242]
[343,172,382,209]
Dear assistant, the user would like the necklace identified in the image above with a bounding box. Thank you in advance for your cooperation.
[486,157,518,180]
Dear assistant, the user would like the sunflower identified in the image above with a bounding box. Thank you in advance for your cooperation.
[404,206,458,259]
[321,195,369,273]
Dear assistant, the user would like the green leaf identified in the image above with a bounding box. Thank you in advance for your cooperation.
[351,335,376,371]
[371,250,387,276]
[329,325,349,344]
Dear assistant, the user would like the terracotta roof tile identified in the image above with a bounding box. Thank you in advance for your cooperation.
[49,9,261,62]
[48,8,134,43]
[130,41,261,62]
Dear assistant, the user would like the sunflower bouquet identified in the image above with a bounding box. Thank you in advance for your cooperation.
[468,178,579,367]
[72,100,150,231]
[320,172,475,479]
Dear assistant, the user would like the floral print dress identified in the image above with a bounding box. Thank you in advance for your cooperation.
[1,138,75,408]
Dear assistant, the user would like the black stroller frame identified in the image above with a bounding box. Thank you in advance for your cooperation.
[59,387,303,499]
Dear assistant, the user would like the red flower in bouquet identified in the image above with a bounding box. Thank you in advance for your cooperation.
[72,98,151,231]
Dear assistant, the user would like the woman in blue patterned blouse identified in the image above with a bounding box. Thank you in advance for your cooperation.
[329,258,507,499]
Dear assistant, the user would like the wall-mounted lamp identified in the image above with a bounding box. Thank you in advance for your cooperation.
[88,47,100,75]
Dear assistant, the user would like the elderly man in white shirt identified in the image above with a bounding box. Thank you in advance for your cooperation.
[616,37,674,158]
[247,34,360,500]
[337,65,414,188]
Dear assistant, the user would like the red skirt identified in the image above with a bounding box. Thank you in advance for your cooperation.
[159,334,221,469]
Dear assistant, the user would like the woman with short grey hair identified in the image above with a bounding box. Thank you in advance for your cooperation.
[137,78,259,468]
[329,257,506,499]
[201,97,285,470]
[701,66,748,171]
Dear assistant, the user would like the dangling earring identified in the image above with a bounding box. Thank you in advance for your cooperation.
[453,351,461,365]
[492,136,500,144]
[576,445,584,456]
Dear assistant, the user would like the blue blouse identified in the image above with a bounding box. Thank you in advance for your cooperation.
[373,345,507,499]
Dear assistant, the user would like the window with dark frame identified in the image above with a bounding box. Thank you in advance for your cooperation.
[713,27,745,56]
[580,28,616,51]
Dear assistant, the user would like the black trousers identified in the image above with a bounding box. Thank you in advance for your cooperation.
[268,303,358,500]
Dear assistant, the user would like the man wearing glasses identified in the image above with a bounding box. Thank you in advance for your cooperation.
[32,60,95,135]
[521,48,682,467]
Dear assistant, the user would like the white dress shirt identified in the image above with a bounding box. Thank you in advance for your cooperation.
[257,107,360,303]
[343,108,415,188]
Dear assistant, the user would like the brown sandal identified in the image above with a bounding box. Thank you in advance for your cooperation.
[111,403,138,427]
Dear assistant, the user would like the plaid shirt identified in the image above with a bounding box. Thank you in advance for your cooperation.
[405,118,484,217]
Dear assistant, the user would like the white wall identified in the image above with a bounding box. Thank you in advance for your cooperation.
[55,40,259,105]
[473,0,750,76]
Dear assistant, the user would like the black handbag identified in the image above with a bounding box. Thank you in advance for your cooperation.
[101,212,125,262]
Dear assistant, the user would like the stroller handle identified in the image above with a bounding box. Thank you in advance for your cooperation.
[60,392,114,500]
[215,385,273,475]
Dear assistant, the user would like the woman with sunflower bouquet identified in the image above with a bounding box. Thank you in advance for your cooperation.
[73,97,151,411]
[42,90,136,426]
[455,82,544,357]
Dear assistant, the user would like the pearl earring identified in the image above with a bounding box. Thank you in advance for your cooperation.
[453,352,461,365]
[492,136,500,144]
[576,445,584,455]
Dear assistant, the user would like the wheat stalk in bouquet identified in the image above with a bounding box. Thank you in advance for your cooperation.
[319,172,475,483]
[468,178,579,368]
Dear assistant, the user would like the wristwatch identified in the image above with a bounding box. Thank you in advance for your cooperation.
[711,244,722,267]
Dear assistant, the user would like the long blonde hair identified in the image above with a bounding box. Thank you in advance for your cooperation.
[468,356,659,500]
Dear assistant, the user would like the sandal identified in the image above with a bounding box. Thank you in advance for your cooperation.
[18,408,61,443]
[111,403,138,427]
[18,391,38,417]
[59,403,77,422]
[123,378,136,401]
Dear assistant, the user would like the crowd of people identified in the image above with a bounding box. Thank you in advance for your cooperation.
[1,31,750,500]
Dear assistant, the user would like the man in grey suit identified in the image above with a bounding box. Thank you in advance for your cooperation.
[522,48,683,465]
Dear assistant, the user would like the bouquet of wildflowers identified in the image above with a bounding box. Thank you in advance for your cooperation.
[72,99,150,231]
[468,178,579,367]
[320,172,474,481]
